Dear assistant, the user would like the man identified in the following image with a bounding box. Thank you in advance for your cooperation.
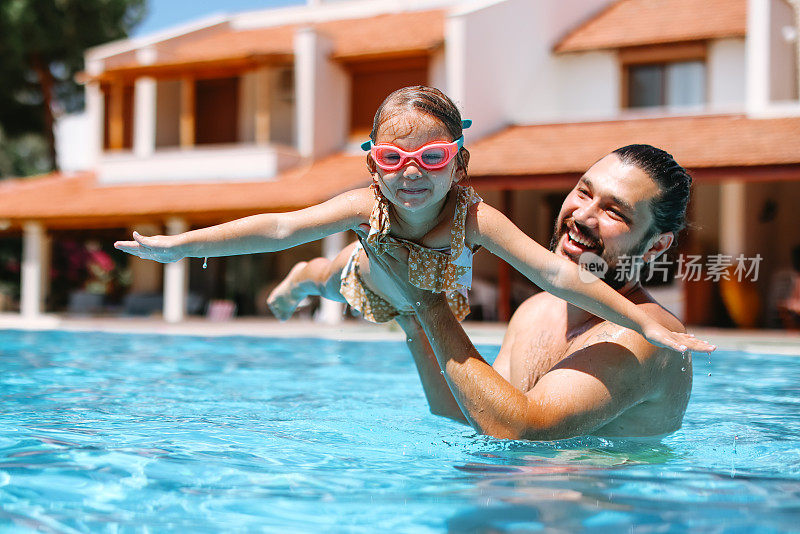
[363,144,708,440]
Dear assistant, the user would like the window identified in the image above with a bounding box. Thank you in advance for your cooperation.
[627,60,706,108]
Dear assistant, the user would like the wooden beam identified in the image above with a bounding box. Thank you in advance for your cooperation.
[254,67,271,145]
[470,173,580,191]
[471,165,800,191]
[180,77,195,148]
[108,80,125,150]
[91,55,293,84]
[617,41,707,65]
[688,165,800,183]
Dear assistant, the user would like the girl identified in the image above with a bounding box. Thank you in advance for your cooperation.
[115,86,712,353]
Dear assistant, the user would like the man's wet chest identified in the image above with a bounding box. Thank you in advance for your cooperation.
[507,315,600,393]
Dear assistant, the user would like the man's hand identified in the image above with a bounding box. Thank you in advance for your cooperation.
[355,225,445,310]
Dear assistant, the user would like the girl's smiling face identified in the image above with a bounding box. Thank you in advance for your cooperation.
[369,108,463,215]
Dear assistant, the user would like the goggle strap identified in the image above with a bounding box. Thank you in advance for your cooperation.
[361,119,471,152]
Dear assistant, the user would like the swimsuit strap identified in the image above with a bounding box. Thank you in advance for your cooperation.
[366,183,481,257]
[451,185,484,261]
[365,183,393,254]
[448,185,478,260]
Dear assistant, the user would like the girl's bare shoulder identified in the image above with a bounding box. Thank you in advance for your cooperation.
[464,200,506,248]
[335,187,376,221]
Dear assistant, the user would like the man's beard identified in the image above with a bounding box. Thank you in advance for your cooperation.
[549,218,653,290]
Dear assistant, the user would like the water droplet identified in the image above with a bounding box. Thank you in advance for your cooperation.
[407,338,413,343]
[708,373,711,376]
[202,257,208,269]
[415,302,421,307]
[681,367,686,372]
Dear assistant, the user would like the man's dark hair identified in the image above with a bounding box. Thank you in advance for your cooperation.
[792,244,800,272]
[612,144,692,236]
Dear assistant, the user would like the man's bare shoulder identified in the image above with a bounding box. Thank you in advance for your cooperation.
[578,321,661,363]
[585,296,684,360]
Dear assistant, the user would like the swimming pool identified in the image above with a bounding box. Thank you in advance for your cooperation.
[0,330,798,532]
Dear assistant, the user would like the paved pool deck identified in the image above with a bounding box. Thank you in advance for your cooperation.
[2,313,799,355]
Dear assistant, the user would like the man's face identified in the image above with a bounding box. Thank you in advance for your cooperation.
[551,154,662,281]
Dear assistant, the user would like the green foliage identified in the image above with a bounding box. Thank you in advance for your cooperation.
[0,125,51,178]
[0,0,146,174]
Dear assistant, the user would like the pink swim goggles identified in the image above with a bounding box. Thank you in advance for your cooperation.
[361,119,472,172]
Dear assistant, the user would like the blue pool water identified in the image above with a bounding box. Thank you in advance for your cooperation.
[0,330,799,532]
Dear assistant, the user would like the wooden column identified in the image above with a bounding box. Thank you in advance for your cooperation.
[108,80,125,150]
[497,189,513,322]
[180,76,195,148]
[255,67,271,145]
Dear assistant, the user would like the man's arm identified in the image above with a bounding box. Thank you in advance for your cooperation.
[394,315,469,424]
[361,242,655,440]
[412,296,653,440]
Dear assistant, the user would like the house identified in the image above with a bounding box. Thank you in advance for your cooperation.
[0,0,798,327]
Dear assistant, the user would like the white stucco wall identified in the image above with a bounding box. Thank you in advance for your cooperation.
[428,48,447,94]
[447,0,612,136]
[708,39,748,110]
[769,0,799,101]
[55,112,93,172]
[708,39,747,111]
[446,0,527,139]
[748,0,773,113]
[554,51,619,121]
[155,79,181,148]
[518,0,614,123]
[294,28,349,158]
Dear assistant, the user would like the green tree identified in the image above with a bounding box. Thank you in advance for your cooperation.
[0,0,146,176]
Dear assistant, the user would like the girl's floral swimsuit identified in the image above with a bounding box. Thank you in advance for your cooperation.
[340,184,482,323]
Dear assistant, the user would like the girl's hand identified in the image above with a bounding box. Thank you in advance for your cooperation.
[114,231,185,263]
[642,322,716,354]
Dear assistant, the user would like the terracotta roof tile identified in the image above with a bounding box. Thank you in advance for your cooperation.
[4,115,798,227]
[555,0,746,53]
[0,154,368,227]
[318,10,445,60]
[468,114,800,176]
[155,25,298,65]
[103,10,445,72]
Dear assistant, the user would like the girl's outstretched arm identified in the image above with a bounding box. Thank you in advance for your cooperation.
[114,188,373,263]
[469,202,715,354]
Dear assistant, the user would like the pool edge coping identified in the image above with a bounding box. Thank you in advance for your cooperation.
[1,313,799,355]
